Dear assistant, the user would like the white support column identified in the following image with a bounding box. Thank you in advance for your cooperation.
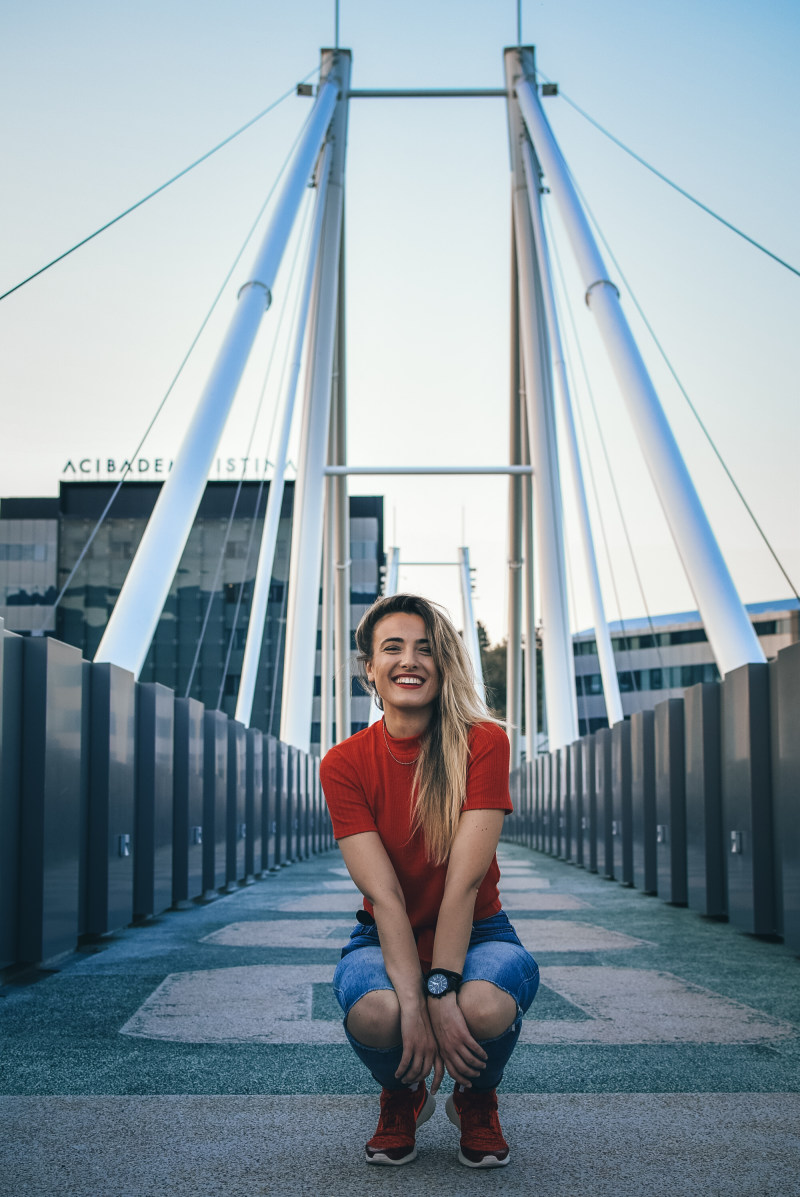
[459,546,485,696]
[512,47,764,676]
[507,213,524,768]
[320,414,336,756]
[385,546,400,597]
[521,402,539,757]
[94,64,341,677]
[281,51,352,752]
[522,138,623,726]
[333,208,352,745]
[234,146,332,729]
[368,546,400,727]
[505,54,578,751]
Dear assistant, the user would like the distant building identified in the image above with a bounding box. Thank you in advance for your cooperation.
[0,481,384,750]
[573,600,800,734]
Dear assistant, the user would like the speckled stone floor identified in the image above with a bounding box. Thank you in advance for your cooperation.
[2,843,799,1195]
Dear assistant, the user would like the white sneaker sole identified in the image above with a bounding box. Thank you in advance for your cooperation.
[365,1090,436,1166]
[445,1093,511,1168]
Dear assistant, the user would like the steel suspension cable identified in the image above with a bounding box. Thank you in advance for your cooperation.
[0,66,320,304]
[568,174,800,607]
[39,105,320,637]
[185,192,312,701]
[534,68,800,280]
[545,202,666,681]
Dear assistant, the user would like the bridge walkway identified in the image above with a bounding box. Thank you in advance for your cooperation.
[1,842,799,1195]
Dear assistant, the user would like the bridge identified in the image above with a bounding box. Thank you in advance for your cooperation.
[1,27,799,1197]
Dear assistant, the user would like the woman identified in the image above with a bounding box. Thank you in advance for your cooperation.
[320,593,539,1168]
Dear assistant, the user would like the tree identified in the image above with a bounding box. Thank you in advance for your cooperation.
[478,622,507,719]
[478,623,544,737]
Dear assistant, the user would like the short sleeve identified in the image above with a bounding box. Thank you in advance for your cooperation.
[320,745,379,840]
[462,722,512,813]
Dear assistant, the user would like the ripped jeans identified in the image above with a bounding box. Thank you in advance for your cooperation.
[332,910,539,1091]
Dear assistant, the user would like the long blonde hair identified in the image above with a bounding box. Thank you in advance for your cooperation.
[355,594,499,864]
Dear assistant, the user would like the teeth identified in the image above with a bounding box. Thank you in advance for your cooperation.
[395,677,422,686]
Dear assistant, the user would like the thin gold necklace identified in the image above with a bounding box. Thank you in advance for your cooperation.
[382,719,419,765]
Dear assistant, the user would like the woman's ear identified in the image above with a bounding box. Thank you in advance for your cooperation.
[365,660,374,683]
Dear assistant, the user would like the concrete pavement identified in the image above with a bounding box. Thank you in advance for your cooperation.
[1,842,799,1195]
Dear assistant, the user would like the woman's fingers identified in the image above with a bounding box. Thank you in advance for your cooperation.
[395,1042,416,1081]
[463,1031,488,1062]
[431,1052,445,1095]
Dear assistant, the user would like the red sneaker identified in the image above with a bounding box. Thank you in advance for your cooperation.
[446,1085,511,1168]
[365,1083,436,1166]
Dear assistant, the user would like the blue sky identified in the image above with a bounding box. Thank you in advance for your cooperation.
[0,0,798,641]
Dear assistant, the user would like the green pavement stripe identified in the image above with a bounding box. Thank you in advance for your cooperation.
[1,1042,798,1096]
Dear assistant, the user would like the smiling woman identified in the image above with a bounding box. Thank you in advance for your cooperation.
[319,593,539,1169]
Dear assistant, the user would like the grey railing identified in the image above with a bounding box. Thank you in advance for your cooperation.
[504,644,800,953]
[0,622,332,971]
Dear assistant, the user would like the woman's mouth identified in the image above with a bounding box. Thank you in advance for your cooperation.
[392,675,423,687]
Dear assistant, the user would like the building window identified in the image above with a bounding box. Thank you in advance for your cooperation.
[669,628,707,646]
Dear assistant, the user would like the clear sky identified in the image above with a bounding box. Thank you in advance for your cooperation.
[1,0,798,644]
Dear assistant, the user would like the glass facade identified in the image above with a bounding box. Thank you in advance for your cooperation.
[0,482,383,749]
[572,601,799,736]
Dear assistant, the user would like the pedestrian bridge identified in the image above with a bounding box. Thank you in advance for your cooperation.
[1,36,799,1196]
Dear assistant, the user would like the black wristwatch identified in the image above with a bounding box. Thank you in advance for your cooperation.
[425,968,462,998]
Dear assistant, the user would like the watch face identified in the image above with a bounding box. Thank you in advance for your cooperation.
[427,973,449,996]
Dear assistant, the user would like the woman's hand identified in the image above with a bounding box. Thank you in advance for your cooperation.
[426,994,488,1089]
[395,1002,444,1092]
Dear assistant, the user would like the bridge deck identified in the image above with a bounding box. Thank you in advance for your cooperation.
[1,843,799,1195]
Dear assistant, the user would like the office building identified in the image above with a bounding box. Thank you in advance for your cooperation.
[0,481,383,749]
[574,600,800,734]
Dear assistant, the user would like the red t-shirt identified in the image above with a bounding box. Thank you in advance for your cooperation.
[319,719,512,964]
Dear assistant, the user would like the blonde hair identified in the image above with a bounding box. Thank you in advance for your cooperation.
[355,594,499,864]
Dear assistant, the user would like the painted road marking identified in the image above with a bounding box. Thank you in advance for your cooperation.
[498,877,551,890]
[521,967,798,1045]
[201,920,352,948]
[512,920,652,952]
[500,893,590,911]
[272,890,587,912]
[121,965,796,1047]
[272,893,367,912]
[120,966,341,1044]
[200,918,645,954]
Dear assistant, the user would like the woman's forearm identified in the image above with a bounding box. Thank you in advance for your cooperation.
[371,895,425,1009]
[430,882,480,975]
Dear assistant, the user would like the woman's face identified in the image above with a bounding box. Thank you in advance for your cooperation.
[365,611,440,724]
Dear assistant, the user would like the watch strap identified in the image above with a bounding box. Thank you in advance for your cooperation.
[425,968,463,997]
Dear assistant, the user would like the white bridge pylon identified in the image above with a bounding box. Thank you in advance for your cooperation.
[93,44,764,763]
[364,546,486,737]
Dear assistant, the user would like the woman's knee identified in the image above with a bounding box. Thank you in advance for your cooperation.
[458,980,518,1040]
[345,988,401,1047]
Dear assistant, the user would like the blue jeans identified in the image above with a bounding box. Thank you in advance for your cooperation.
[332,911,539,1091]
